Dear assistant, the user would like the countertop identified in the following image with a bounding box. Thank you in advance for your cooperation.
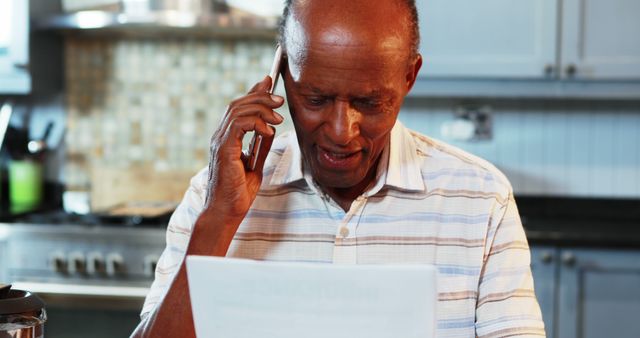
[517,196,640,248]
[1,197,639,248]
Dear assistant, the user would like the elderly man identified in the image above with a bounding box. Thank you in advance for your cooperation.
[133,0,545,337]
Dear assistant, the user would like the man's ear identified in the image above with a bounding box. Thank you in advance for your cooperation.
[405,54,423,92]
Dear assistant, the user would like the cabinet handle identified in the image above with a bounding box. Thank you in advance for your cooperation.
[544,64,555,76]
[540,251,554,264]
[562,252,576,266]
[565,64,577,77]
[13,63,29,71]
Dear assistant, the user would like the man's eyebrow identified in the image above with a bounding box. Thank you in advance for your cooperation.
[357,90,384,98]
[294,84,393,98]
[356,89,394,99]
[295,83,325,94]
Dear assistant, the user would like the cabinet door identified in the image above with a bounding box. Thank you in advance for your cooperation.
[530,246,558,338]
[417,0,558,79]
[561,0,640,79]
[0,0,29,93]
[557,249,640,338]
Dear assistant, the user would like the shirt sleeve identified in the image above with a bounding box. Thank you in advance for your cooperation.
[140,168,208,318]
[475,193,546,338]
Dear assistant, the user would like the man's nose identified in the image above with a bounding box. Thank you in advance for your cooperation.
[325,100,361,146]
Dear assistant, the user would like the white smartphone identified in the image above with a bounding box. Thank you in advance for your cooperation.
[245,45,284,171]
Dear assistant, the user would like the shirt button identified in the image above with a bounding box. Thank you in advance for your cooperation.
[339,227,350,238]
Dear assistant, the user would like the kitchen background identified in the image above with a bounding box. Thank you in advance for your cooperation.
[1,0,639,337]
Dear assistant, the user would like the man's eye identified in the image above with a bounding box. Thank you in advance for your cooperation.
[354,99,382,109]
[306,97,327,106]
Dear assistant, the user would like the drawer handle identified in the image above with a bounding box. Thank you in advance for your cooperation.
[562,252,576,266]
[540,251,554,264]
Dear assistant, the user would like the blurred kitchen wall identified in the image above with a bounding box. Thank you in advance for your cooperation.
[58,36,640,203]
[19,0,640,207]
[400,99,640,198]
[63,37,292,209]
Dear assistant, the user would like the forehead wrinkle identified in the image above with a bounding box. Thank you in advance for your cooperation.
[305,25,407,57]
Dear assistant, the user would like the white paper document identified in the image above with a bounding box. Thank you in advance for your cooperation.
[186,256,437,338]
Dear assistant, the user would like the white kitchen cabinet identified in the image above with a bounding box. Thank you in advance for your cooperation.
[561,0,640,80]
[530,247,558,338]
[530,245,640,338]
[0,0,30,94]
[417,0,640,81]
[417,0,558,79]
[557,249,640,338]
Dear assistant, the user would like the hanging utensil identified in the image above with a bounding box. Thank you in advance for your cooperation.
[0,101,13,151]
[27,121,54,155]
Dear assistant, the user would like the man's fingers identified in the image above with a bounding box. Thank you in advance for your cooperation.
[228,92,284,111]
[219,115,275,152]
[213,101,284,145]
[253,127,275,174]
[227,104,284,125]
[247,76,272,94]
[210,78,282,172]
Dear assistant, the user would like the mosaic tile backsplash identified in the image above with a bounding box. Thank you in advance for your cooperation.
[64,37,290,208]
[64,37,640,205]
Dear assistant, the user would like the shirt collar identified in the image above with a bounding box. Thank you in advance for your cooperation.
[269,121,426,193]
[382,121,426,192]
[269,131,304,186]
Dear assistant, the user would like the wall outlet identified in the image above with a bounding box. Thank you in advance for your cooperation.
[454,105,493,141]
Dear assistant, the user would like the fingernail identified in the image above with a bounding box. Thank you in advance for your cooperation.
[271,95,284,103]
[274,112,284,122]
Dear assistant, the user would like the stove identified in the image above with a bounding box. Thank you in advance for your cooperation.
[0,215,170,337]
[0,211,170,311]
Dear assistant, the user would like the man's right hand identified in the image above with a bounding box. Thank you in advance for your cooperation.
[200,75,285,237]
[131,77,285,338]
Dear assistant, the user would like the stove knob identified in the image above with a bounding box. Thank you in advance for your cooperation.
[143,255,159,277]
[68,252,86,274]
[106,253,124,277]
[50,252,67,274]
[87,252,105,275]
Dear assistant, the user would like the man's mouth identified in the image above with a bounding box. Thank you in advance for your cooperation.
[316,146,363,170]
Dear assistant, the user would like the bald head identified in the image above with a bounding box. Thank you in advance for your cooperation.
[275,0,423,204]
[278,0,420,59]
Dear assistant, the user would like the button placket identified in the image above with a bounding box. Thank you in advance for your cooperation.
[332,197,367,264]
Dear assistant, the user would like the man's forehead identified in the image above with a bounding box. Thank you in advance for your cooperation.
[291,0,406,21]
[285,0,411,53]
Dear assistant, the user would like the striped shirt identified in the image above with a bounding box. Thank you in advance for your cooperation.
[142,121,545,337]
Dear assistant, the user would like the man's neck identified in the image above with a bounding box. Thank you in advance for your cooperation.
[321,157,380,212]
[325,187,364,212]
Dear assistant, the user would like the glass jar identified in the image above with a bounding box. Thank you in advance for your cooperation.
[0,285,47,338]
